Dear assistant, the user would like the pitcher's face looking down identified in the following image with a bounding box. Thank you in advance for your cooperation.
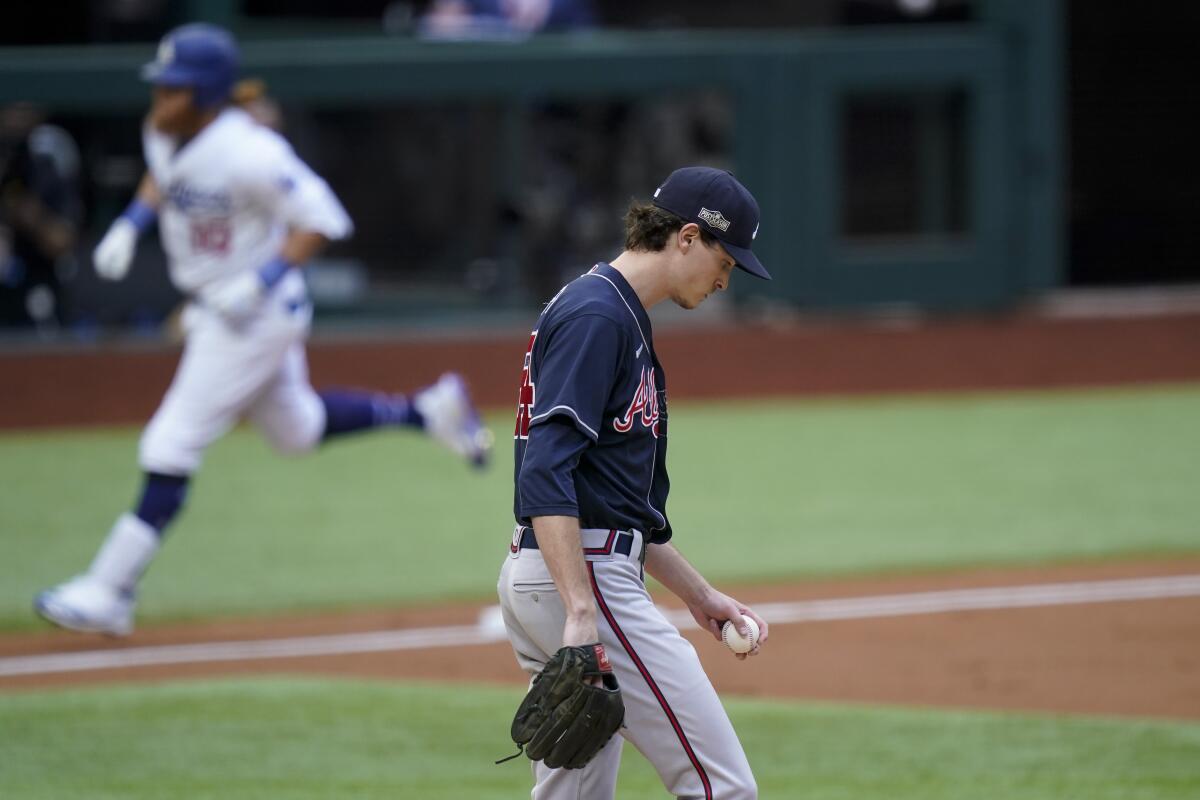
[670,225,735,310]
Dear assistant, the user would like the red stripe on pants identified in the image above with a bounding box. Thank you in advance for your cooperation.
[588,562,713,799]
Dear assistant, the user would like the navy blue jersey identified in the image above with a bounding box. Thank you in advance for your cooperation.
[514,263,672,542]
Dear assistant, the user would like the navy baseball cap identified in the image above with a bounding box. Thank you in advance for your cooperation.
[651,167,770,280]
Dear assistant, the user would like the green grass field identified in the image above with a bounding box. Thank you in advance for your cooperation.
[3,384,1200,798]
[1,678,1198,799]
[2,384,1198,629]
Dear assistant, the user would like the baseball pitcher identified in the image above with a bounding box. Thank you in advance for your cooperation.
[499,167,771,798]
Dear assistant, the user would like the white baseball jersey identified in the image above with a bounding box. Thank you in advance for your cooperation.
[143,107,352,295]
[137,109,349,476]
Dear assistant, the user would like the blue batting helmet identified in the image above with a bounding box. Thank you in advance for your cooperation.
[141,24,240,109]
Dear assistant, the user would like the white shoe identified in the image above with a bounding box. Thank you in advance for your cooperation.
[34,574,135,636]
[414,372,494,468]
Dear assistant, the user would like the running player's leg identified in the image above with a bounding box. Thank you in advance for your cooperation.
[248,343,326,455]
[265,366,491,468]
[313,381,424,442]
[249,341,491,466]
[35,307,295,634]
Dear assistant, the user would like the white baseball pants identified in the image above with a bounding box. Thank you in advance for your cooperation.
[139,271,326,475]
[498,527,757,799]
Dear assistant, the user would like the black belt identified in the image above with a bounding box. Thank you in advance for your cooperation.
[517,527,644,562]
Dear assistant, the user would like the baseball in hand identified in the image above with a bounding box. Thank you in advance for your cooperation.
[721,616,759,654]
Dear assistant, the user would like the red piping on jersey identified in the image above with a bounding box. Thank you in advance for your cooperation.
[588,562,713,799]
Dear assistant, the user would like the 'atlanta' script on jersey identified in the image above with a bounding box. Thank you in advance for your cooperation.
[613,365,660,437]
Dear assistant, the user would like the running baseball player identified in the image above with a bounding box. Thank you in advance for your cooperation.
[34,23,492,637]
[499,166,770,798]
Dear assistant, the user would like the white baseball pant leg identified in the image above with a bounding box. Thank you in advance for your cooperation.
[139,272,313,475]
[498,528,757,800]
[247,342,326,456]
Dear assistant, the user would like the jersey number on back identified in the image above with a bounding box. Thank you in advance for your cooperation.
[514,331,538,439]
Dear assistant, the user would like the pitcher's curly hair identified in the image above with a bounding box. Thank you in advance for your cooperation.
[623,202,717,252]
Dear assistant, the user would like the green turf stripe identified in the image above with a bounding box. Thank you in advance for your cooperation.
[2,677,1198,799]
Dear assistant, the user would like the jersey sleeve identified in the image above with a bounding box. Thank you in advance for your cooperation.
[529,312,627,442]
[517,416,593,519]
[240,137,354,241]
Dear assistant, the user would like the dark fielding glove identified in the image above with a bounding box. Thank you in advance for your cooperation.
[505,643,624,769]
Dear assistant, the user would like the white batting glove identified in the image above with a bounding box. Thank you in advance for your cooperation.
[92,219,139,281]
[202,271,266,326]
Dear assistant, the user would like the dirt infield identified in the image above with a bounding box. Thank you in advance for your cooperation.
[4,558,1199,720]
[4,311,1200,428]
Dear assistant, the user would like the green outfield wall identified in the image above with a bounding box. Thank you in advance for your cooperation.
[0,1,1061,312]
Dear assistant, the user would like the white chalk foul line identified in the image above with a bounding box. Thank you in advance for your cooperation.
[2,574,1199,679]
[709,573,1200,626]
[0,625,501,678]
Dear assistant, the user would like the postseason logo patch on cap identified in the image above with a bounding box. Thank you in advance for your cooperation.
[698,207,731,233]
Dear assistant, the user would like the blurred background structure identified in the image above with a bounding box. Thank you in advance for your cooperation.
[0,1,1195,337]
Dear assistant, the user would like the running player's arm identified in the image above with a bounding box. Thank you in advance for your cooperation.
[253,138,353,242]
[266,167,349,267]
[278,229,328,267]
[238,139,350,282]
[93,173,162,281]
[644,542,769,659]
[133,173,162,210]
